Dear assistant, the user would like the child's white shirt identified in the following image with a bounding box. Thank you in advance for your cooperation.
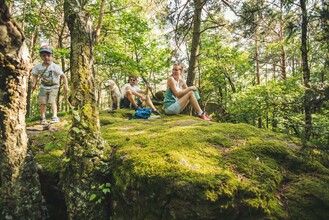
[32,62,64,88]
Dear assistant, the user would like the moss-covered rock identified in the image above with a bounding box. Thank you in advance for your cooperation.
[28,122,70,220]
[27,109,329,219]
[99,110,329,219]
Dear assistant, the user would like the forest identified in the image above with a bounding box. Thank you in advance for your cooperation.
[0,0,329,219]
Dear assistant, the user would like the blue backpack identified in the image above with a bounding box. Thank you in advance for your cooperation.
[133,108,152,119]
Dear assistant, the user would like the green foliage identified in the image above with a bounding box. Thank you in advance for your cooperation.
[311,110,329,149]
[92,2,171,92]
[228,77,304,129]
[89,183,111,204]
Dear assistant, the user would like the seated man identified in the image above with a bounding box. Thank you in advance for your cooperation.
[121,75,160,115]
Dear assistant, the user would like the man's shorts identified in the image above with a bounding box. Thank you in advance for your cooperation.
[120,97,131,108]
[120,96,142,108]
[38,87,59,105]
[164,101,182,115]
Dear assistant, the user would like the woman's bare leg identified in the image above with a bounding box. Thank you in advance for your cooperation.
[178,91,202,113]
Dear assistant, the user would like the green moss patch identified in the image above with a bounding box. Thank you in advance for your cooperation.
[27,109,329,219]
[35,150,64,174]
[283,174,329,220]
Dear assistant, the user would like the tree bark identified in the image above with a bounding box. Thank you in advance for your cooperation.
[321,0,329,83]
[300,0,312,145]
[279,0,287,80]
[26,0,46,117]
[95,0,106,45]
[255,35,260,85]
[0,1,46,218]
[57,11,67,112]
[61,0,109,219]
[186,0,203,86]
[255,17,262,128]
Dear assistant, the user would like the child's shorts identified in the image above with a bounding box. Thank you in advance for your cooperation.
[164,101,182,115]
[38,87,59,105]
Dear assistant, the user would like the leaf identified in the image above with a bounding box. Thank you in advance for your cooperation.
[89,194,97,201]
[62,157,70,163]
[72,127,81,134]
[81,122,88,128]
[73,112,81,122]
[102,188,110,194]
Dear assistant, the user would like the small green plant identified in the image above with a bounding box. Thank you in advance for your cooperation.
[44,143,53,151]
[89,183,111,204]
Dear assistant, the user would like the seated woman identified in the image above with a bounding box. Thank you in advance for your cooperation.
[163,64,211,120]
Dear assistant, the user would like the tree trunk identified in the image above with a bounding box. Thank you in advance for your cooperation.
[255,34,260,85]
[321,0,329,83]
[26,0,46,117]
[0,1,46,218]
[186,0,203,86]
[95,0,106,45]
[61,0,109,219]
[26,73,33,117]
[300,0,312,145]
[255,23,262,128]
[279,0,287,80]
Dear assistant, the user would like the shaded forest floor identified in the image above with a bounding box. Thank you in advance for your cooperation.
[26,109,329,219]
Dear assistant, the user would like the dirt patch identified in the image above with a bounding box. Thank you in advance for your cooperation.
[173,119,200,127]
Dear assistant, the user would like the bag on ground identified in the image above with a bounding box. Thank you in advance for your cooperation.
[134,108,152,119]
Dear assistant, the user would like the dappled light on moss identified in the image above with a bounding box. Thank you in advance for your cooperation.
[26,109,329,219]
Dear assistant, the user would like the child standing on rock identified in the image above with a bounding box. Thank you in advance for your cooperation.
[31,45,68,125]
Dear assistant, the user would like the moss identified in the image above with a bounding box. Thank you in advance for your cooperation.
[27,109,329,219]
[30,129,69,153]
[283,174,329,220]
[35,150,63,174]
[26,111,70,124]
[28,118,70,176]
[102,111,298,217]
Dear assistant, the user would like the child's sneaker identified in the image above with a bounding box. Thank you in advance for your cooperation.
[40,118,48,125]
[50,116,60,124]
[198,113,211,121]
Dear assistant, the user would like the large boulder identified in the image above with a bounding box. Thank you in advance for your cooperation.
[28,110,329,219]
[100,112,329,220]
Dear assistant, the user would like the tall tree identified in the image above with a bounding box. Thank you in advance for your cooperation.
[186,0,203,86]
[61,0,109,218]
[254,3,262,128]
[278,0,287,80]
[25,0,46,117]
[167,0,224,86]
[0,0,46,218]
[300,0,312,144]
[320,0,329,83]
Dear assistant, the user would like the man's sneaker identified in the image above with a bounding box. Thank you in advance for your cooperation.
[133,106,142,111]
[50,116,60,124]
[152,109,160,115]
[40,118,48,125]
[198,113,211,121]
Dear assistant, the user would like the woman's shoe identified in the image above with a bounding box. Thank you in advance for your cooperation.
[198,113,211,121]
